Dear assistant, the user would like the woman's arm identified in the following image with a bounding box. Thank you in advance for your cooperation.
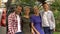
[31,28,35,34]
[31,23,40,34]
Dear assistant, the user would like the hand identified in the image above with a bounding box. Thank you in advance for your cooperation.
[53,29,55,32]
[32,29,35,34]
[36,31,40,34]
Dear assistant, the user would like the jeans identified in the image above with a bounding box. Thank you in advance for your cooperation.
[15,32,23,34]
[43,27,53,34]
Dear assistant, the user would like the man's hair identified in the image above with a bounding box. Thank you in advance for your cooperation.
[42,2,48,6]
[16,4,22,8]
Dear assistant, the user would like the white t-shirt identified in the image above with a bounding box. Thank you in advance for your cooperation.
[16,14,22,32]
[42,11,49,27]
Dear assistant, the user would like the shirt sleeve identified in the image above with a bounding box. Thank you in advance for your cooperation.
[51,12,55,29]
[8,14,13,34]
[30,16,34,23]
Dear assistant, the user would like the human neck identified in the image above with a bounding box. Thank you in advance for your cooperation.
[15,11,20,15]
[44,10,49,12]
[34,13,39,16]
[25,12,29,16]
[24,14,29,18]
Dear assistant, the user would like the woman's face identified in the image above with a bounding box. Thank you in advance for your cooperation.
[34,7,39,14]
[25,7,30,14]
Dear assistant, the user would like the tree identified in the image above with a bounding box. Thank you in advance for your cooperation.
[15,0,35,7]
[51,0,60,31]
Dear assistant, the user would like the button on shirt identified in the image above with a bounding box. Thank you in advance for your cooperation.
[16,14,22,32]
[42,11,49,27]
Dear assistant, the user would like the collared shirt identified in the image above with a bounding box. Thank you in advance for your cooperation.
[16,14,22,32]
[40,10,55,29]
[8,12,22,34]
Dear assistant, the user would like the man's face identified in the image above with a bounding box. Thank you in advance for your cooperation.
[16,6,22,14]
[43,4,49,11]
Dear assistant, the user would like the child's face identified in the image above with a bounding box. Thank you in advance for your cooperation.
[43,4,49,11]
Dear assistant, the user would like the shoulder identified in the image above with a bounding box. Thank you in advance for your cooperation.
[40,10,45,15]
[30,14,34,18]
[48,10,53,14]
[40,10,44,13]
[21,16,25,19]
[30,14,35,19]
[21,16,25,21]
[8,12,15,18]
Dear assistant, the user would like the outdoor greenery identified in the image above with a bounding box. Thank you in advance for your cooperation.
[51,0,60,31]
[16,0,60,32]
[9,0,60,32]
[14,0,36,7]
[54,32,60,34]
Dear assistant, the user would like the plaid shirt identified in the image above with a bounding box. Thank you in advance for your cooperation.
[8,12,18,34]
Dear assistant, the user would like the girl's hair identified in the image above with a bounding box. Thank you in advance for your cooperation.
[24,6,30,11]
[33,6,38,9]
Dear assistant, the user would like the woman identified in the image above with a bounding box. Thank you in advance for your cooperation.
[30,6,45,34]
[1,8,6,27]
[22,6,31,34]
[0,8,6,34]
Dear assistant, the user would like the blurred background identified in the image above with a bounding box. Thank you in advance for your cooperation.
[0,0,60,34]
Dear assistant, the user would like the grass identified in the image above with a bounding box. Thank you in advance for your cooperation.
[54,32,60,34]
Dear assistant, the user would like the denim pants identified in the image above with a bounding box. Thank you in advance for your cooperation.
[43,27,53,34]
[15,32,23,34]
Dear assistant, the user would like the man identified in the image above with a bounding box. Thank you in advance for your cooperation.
[40,2,55,34]
[8,5,23,34]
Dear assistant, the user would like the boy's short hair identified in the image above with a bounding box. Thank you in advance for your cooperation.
[16,4,22,8]
[42,2,48,6]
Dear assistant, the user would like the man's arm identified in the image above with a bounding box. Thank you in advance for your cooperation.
[51,12,55,31]
[8,14,13,34]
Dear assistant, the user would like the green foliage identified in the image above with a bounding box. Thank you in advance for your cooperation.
[51,0,60,11]
[15,0,36,7]
[51,0,60,31]
[10,0,60,31]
